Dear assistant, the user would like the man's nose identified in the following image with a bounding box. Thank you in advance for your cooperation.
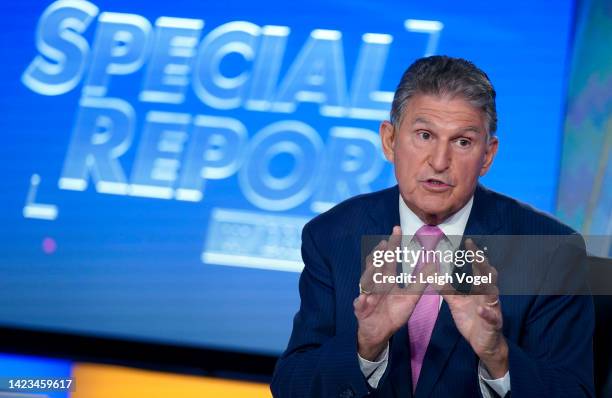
[428,141,451,172]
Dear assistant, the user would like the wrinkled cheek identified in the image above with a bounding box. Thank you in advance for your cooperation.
[394,165,412,186]
[465,169,480,189]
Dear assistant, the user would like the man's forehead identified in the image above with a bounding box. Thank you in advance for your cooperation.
[411,116,483,132]
[401,94,487,130]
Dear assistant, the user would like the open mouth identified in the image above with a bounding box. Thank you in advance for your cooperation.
[426,178,450,186]
[421,178,453,190]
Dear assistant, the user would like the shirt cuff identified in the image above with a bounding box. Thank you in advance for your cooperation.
[358,343,389,388]
[478,361,511,397]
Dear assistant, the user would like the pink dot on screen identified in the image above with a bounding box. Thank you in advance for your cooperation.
[42,237,56,254]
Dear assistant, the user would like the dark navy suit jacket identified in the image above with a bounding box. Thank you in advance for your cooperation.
[271,185,594,398]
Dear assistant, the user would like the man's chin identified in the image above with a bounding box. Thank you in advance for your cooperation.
[407,199,446,217]
[417,189,453,205]
[422,207,451,219]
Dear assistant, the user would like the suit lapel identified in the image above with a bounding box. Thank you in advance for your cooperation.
[368,185,401,235]
[464,184,502,237]
[389,324,414,397]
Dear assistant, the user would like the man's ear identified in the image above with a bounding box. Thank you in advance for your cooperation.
[479,135,499,176]
[380,120,396,163]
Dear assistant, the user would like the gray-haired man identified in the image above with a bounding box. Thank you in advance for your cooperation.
[272,56,594,398]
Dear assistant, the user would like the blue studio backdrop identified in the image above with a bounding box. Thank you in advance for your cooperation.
[0,0,574,354]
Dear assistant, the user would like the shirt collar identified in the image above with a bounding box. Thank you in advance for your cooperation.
[398,194,474,238]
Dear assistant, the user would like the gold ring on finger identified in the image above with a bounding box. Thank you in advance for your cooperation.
[359,283,372,295]
[485,299,499,307]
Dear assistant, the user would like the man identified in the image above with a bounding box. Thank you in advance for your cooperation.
[271,56,594,397]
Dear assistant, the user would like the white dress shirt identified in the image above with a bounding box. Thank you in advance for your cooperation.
[357,195,510,397]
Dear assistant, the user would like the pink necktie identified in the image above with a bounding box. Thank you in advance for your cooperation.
[408,225,444,391]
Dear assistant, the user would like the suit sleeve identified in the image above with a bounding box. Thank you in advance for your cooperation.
[505,236,595,397]
[270,224,372,398]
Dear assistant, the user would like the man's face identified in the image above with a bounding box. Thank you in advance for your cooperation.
[380,93,498,224]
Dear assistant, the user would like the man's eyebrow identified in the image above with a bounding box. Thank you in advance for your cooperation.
[412,117,432,126]
[411,118,483,134]
[458,126,484,135]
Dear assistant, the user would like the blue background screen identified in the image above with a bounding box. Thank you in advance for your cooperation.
[0,0,574,354]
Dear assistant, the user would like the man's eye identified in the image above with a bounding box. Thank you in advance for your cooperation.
[418,131,431,140]
[456,138,471,147]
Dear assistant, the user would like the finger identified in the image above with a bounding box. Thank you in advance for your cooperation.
[382,225,402,273]
[353,295,366,319]
[366,293,384,307]
[374,226,404,293]
[465,239,486,268]
[387,225,402,253]
[400,262,440,296]
[483,285,500,305]
[365,240,387,272]
[353,294,365,313]
[465,239,496,281]
[464,239,486,289]
[465,238,486,272]
[475,260,498,288]
[353,294,377,319]
[438,283,464,306]
[361,240,388,292]
[470,273,498,296]
[486,264,498,286]
[477,304,502,329]
[420,260,459,298]
[465,238,499,295]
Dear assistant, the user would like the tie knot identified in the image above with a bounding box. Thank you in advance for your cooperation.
[415,225,444,251]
